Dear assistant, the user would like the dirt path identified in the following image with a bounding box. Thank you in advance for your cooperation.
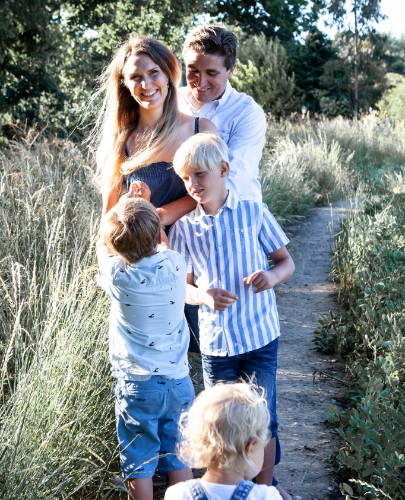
[274,204,347,500]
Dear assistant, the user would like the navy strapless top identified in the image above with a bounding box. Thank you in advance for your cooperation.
[124,117,199,209]
[125,161,187,208]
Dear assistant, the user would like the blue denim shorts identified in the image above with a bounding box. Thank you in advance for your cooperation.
[201,338,279,438]
[115,375,195,478]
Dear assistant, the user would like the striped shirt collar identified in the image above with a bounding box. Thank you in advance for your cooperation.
[194,189,239,220]
[182,81,233,113]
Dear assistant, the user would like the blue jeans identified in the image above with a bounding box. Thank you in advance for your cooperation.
[115,376,195,478]
[201,338,280,486]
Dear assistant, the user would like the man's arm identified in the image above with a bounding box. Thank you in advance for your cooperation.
[226,105,267,199]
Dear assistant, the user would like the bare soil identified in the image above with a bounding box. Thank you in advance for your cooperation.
[274,204,347,500]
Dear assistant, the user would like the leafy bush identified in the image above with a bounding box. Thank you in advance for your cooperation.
[314,192,405,499]
[230,33,298,117]
[377,73,405,119]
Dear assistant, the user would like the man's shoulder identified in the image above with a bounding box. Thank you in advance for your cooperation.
[226,85,265,118]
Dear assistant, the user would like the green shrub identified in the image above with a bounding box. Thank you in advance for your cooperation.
[377,73,405,120]
[230,33,298,117]
[314,193,405,499]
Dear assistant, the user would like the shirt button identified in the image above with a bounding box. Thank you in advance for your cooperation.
[240,229,244,233]
[193,110,197,115]
[219,243,222,247]
[221,271,225,275]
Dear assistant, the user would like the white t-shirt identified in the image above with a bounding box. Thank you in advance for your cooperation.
[165,480,283,500]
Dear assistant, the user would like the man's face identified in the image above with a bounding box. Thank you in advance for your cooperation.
[183,50,236,109]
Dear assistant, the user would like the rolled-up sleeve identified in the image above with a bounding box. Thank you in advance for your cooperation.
[225,105,266,199]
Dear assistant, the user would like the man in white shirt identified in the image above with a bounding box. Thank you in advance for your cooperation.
[178,25,267,203]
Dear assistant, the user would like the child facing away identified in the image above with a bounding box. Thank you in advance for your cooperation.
[97,197,194,500]
[168,133,295,500]
[165,381,285,500]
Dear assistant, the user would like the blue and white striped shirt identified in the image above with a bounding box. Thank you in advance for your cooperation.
[169,190,289,356]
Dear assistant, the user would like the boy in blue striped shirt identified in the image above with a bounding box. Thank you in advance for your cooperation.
[168,133,295,498]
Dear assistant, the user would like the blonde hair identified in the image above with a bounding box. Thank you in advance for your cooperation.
[177,381,270,473]
[172,133,229,176]
[91,35,182,196]
[103,198,160,264]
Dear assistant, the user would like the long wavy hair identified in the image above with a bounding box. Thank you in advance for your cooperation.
[91,35,182,196]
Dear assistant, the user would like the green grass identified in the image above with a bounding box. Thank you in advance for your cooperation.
[0,117,404,498]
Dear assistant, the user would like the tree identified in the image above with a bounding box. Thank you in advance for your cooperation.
[215,0,325,40]
[327,0,385,112]
[0,0,205,135]
[230,32,298,116]
[316,31,388,117]
[291,28,336,111]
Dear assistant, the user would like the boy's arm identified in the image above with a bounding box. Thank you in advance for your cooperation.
[96,238,116,268]
[186,273,238,311]
[244,246,295,293]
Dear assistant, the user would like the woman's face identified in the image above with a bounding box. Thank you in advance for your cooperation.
[123,54,169,112]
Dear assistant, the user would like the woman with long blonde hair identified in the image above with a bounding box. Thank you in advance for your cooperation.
[93,34,217,223]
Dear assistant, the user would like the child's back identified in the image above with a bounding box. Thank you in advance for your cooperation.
[98,248,189,380]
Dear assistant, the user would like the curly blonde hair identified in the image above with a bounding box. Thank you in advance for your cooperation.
[177,381,270,473]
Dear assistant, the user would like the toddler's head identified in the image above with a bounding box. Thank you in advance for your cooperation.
[177,381,270,478]
[103,198,160,264]
[173,133,229,204]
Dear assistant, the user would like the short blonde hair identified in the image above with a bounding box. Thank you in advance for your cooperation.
[177,381,270,473]
[172,133,229,176]
[103,199,160,264]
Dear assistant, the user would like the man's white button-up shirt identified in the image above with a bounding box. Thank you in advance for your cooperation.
[178,82,267,203]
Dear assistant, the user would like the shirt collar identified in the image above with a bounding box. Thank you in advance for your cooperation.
[183,81,233,112]
[194,190,239,220]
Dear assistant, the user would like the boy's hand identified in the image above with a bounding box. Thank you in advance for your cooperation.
[200,288,238,311]
[244,270,277,294]
[125,181,151,202]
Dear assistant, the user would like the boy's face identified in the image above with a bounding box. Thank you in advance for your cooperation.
[180,161,229,205]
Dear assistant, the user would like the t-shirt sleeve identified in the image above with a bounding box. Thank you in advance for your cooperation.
[168,221,193,273]
[96,254,126,297]
[258,204,290,254]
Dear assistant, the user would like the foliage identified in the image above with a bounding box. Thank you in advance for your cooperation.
[316,31,389,117]
[315,193,405,499]
[377,73,405,119]
[0,0,205,137]
[230,33,298,117]
[215,0,324,40]
[290,28,336,112]
[327,0,385,33]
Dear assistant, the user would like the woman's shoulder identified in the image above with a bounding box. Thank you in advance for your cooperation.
[179,113,218,134]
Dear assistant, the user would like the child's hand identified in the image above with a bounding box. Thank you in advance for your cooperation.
[200,288,238,311]
[244,270,276,294]
[129,181,151,202]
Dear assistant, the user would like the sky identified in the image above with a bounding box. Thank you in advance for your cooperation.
[318,0,405,39]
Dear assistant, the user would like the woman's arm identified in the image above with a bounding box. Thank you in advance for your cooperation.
[102,185,121,216]
[157,195,197,226]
